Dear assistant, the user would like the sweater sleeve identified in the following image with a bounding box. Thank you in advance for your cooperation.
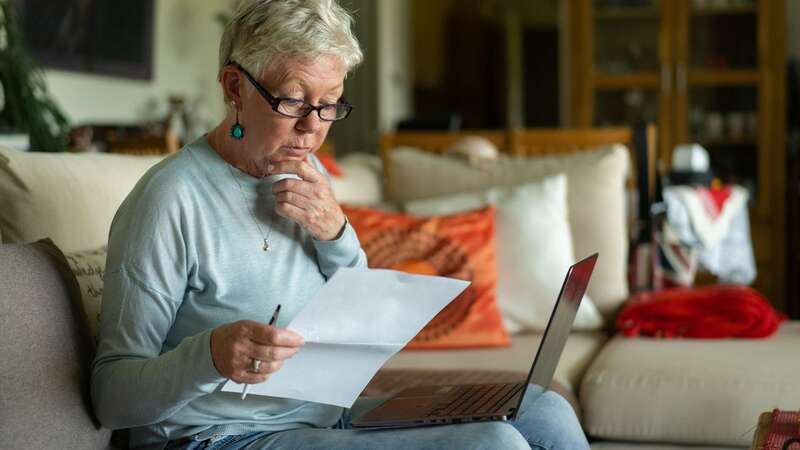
[312,219,367,278]
[91,269,226,429]
[90,172,226,430]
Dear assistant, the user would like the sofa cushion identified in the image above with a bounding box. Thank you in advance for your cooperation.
[386,145,630,318]
[384,331,608,394]
[580,321,800,447]
[0,240,111,449]
[0,146,162,252]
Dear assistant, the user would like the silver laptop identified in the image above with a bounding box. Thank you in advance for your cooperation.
[351,253,598,429]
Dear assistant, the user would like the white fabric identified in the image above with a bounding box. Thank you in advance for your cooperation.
[580,322,800,447]
[0,146,163,252]
[663,186,756,284]
[330,153,384,206]
[405,175,604,332]
[665,186,748,249]
[387,145,630,318]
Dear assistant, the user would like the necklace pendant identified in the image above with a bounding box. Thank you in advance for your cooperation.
[263,239,269,252]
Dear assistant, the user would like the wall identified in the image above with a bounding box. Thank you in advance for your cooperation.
[329,0,412,155]
[789,0,800,61]
[43,0,226,127]
[377,0,412,133]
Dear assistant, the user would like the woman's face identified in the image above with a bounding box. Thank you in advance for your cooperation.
[235,55,346,166]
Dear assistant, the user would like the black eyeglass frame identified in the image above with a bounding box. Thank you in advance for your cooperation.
[228,61,353,121]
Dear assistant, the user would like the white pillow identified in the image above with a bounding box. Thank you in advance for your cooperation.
[330,153,384,206]
[405,174,604,332]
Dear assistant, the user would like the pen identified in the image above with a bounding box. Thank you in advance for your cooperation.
[241,304,281,400]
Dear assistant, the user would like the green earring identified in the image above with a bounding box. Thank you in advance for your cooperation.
[230,107,244,140]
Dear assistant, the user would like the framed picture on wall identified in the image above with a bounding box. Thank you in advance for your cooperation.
[13,0,155,80]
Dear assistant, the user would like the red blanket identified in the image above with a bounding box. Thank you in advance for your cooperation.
[617,285,785,338]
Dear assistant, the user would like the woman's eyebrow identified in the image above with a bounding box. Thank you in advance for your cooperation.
[276,80,344,99]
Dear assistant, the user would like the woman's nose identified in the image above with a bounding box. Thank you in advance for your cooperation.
[295,111,321,134]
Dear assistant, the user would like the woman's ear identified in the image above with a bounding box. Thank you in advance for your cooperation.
[220,65,244,109]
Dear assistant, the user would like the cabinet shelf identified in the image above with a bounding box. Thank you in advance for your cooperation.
[696,137,758,147]
[688,69,759,86]
[595,7,660,20]
[691,4,757,16]
[594,72,660,90]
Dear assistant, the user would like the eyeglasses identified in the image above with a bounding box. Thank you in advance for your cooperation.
[230,61,353,122]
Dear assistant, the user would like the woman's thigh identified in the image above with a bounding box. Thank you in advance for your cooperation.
[234,422,529,450]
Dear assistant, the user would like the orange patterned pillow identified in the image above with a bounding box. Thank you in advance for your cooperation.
[342,205,510,349]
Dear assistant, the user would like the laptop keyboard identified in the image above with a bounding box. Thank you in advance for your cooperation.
[425,383,524,418]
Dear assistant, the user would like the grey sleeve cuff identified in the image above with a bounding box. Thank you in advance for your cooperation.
[183,328,228,392]
[312,219,367,278]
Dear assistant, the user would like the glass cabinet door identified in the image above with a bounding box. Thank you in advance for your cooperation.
[590,0,672,154]
[675,0,761,206]
[594,0,662,76]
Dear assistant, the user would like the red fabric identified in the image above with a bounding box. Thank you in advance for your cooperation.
[694,186,732,218]
[617,285,785,339]
[316,153,344,177]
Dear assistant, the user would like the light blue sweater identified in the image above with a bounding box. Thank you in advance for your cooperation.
[91,137,367,449]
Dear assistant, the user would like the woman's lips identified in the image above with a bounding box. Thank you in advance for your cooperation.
[279,146,311,160]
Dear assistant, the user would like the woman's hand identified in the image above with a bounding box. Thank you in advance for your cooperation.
[269,159,346,241]
[210,320,304,384]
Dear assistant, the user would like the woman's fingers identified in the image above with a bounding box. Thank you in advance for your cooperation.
[248,321,305,347]
[248,344,299,364]
[210,320,304,383]
[268,159,346,240]
[268,160,323,183]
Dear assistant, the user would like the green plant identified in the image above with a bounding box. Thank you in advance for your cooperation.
[0,0,70,151]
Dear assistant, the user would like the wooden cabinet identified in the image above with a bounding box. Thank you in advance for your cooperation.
[568,0,787,309]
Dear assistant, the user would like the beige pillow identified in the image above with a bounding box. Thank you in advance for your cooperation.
[0,147,163,252]
[387,145,629,317]
[64,246,107,343]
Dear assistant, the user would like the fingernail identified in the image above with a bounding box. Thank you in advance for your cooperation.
[267,164,274,173]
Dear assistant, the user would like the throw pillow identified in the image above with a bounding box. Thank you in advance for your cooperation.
[0,146,163,252]
[64,246,108,342]
[342,205,510,349]
[386,145,629,319]
[405,174,604,332]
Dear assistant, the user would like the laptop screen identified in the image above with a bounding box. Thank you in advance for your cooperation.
[512,253,598,417]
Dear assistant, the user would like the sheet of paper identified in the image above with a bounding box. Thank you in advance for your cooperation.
[222,268,469,407]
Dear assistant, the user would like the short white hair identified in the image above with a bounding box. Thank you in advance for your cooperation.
[218,0,363,80]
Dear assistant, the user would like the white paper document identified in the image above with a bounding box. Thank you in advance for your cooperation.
[221,268,469,407]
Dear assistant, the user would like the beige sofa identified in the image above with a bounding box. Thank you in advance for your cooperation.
[1,144,798,450]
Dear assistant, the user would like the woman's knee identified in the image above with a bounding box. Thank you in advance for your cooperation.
[456,422,529,450]
[517,389,590,450]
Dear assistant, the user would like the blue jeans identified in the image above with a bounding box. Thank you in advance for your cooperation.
[166,385,590,450]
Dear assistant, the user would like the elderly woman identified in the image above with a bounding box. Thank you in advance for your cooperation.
[91,1,589,449]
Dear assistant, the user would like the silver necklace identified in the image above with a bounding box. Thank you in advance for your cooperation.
[228,165,273,252]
